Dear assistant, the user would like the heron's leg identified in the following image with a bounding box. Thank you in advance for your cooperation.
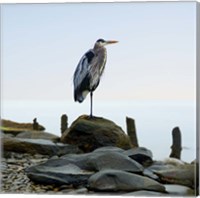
[90,91,93,118]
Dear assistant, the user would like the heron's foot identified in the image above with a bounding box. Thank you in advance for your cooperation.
[89,114,94,119]
[88,113,98,120]
[83,114,102,120]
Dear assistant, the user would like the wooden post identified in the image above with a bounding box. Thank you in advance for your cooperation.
[169,127,182,159]
[61,114,68,134]
[126,117,139,147]
[33,118,39,130]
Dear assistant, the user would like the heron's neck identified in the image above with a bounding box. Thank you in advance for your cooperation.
[93,45,107,55]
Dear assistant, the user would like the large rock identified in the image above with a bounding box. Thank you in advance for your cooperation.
[26,148,144,186]
[123,147,153,166]
[88,169,166,192]
[60,115,131,152]
[3,137,81,156]
[154,164,195,188]
[16,131,60,142]
[28,148,143,173]
[26,163,94,186]
[85,151,143,172]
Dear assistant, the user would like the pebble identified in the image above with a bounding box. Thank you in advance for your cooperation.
[72,187,88,194]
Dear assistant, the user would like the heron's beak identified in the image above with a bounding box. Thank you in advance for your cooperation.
[106,40,118,45]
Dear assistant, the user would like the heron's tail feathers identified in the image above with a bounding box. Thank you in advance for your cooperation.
[74,90,89,103]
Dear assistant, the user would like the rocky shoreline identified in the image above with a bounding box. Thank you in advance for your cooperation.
[1,116,198,195]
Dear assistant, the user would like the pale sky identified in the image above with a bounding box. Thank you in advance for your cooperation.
[1,2,197,101]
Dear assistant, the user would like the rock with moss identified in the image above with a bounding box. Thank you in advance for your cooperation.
[60,115,131,152]
[16,131,60,142]
[0,119,45,136]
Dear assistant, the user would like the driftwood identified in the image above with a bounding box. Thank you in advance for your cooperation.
[169,127,182,159]
[61,114,68,134]
[126,117,138,147]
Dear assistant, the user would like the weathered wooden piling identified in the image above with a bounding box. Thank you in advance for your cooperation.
[33,118,39,130]
[61,114,68,134]
[169,127,182,159]
[126,117,138,147]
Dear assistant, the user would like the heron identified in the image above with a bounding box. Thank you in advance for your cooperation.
[73,38,118,118]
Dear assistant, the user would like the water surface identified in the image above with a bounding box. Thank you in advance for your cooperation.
[1,99,196,162]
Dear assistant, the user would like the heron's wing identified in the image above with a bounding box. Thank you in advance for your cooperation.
[73,49,95,102]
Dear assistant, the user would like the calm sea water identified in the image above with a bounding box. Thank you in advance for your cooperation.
[1,99,196,162]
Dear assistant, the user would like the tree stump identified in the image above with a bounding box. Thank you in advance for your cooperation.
[169,127,182,159]
[126,117,138,147]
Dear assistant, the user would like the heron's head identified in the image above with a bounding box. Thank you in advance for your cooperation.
[95,39,118,47]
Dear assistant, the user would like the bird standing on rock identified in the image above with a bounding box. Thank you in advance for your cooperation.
[73,38,118,118]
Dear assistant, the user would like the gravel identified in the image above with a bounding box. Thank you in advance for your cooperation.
[1,151,83,194]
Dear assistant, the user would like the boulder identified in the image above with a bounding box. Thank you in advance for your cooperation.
[26,163,94,186]
[29,149,143,173]
[88,169,166,192]
[123,147,153,166]
[16,131,60,142]
[3,137,81,156]
[60,115,131,152]
[26,148,144,186]
[86,151,143,172]
[154,164,195,188]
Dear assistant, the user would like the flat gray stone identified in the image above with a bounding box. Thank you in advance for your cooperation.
[26,163,94,186]
[123,147,153,166]
[26,150,144,186]
[89,151,144,172]
[148,163,175,172]
[35,150,144,173]
[164,184,195,196]
[93,146,124,153]
[143,168,159,180]
[88,169,166,192]
[3,137,81,156]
